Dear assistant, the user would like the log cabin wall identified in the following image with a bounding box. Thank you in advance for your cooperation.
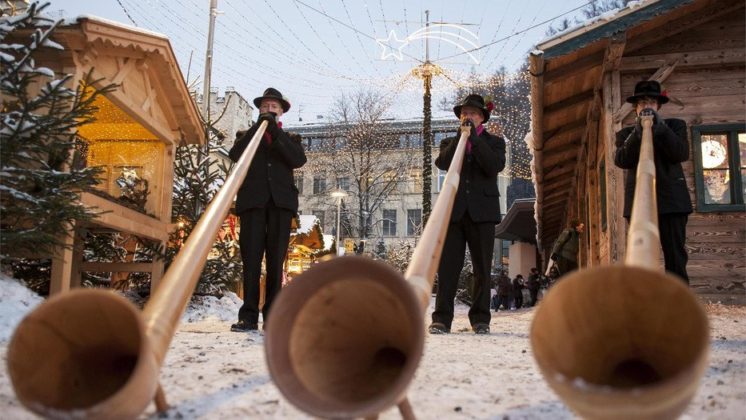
[614,11,746,301]
[530,0,745,303]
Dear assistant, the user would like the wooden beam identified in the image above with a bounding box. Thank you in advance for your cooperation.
[603,34,626,72]
[543,187,571,203]
[529,51,547,248]
[81,192,170,242]
[543,119,586,143]
[543,51,605,85]
[544,144,584,167]
[544,137,582,156]
[619,48,745,71]
[624,0,744,54]
[613,60,679,123]
[543,160,577,180]
[544,89,595,115]
[50,226,76,295]
[542,176,573,192]
[112,57,140,85]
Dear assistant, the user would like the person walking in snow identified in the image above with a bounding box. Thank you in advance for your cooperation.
[228,88,306,332]
[429,94,506,335]
[495,272,512,311]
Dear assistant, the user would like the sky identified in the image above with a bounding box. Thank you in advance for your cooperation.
[46,0,594,124]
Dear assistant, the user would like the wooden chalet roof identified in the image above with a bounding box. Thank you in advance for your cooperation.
[528,0,741,249]
[51,16,205,146]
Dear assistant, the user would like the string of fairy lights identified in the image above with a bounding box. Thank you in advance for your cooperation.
[110,0,593,181]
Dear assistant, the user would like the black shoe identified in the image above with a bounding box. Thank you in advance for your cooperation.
[428,322,450,334]
[231,320,258,332]
[473,323,490,335]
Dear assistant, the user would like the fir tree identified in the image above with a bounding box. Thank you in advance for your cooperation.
[0,2,114,258]
[167,107,242,297]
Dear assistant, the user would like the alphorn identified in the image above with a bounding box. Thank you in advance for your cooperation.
[6,122,270,419]
[530,115,709,419]
[264,124,472,419]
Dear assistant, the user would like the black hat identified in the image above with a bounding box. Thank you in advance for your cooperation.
[453,94,492,122]
[626,80,669,105]
[253,87,291,112]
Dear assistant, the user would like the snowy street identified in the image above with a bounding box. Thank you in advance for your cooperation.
[1,277,744,419]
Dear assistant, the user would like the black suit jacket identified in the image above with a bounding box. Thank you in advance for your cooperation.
[228,122,307,214]
[614,118,692,217]
[435,127,506,223]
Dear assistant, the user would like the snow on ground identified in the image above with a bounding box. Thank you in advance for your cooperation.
[0,274,43,343]
[0,277,744,419]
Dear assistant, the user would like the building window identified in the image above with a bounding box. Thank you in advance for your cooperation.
[312,210,325,231]
[407,209,421,236]
[382,209,397,236]
[409,170,423,193]
[692,124,746,212]
[313,177,327,194]
[295,174,303,195]
[336,176,350,191]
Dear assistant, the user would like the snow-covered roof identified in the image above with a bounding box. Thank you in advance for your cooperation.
[535,0,694,59]
[296,215,319,235]
[60,15,168,40]
[321,234,334,252]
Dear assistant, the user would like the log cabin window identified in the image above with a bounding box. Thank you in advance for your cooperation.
[692,124,746,212]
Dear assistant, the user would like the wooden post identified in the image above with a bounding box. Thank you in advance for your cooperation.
[50,223,76,295]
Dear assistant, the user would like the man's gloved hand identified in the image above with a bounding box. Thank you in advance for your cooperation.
[634,108,655,137]
[258,112,277,126]
[258,112,280,137]
[550,253,558,261]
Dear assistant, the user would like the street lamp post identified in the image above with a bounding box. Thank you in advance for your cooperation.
[331,189,347,256]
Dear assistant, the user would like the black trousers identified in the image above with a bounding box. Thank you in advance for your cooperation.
[237,202,293,324]
[658,213,689,284]
[432,214,495,329]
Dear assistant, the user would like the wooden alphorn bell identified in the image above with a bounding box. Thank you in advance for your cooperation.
[530,115,709,419]
[264,121,473,419]
[6,122,270,419]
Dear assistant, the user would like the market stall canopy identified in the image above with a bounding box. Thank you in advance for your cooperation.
[291,215,325,250]
[494,199,537,244]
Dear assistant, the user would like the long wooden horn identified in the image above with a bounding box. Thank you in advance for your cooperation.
[530,115,709,419]
[264,127,471,418]
[6,122,269,419]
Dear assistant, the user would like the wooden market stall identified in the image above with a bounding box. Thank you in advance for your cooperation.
[35,16,205,293]
[528,0,745,302]
[287,215,327,275]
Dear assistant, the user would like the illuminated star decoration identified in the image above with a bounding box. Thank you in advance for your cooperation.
[376,30,410,61]
[376,24,481,64]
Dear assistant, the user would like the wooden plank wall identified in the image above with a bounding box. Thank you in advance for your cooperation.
[614,13,746,302]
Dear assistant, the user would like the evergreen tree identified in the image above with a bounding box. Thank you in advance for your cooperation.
[0,2,114,258]
[167,112,242,296]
